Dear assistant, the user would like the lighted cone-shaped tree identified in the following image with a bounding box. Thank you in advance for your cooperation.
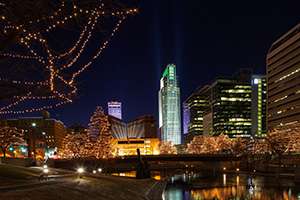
[158,141,177,154]
[61,133,87,158]
[0,126,26,157]
[85,106,115,159]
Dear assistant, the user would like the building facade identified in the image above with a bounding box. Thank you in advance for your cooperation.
[183,68,266,143]
[158,64,181,145]
[267,23,300,130]
[127,115,157,139]
[108,101,122,120]
[0,111,67,158]
[113,138,159,156]
[251,75,267,137]
[107,115,127,139]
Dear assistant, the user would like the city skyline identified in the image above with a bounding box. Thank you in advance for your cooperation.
[1,1,300,128]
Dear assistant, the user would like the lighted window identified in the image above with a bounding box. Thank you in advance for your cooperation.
[254,78,259,84]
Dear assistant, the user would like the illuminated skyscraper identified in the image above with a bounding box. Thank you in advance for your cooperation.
[158,64,181,145]
[108,101,122,120]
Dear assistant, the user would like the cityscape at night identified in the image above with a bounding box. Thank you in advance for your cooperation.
[1,0,300,199]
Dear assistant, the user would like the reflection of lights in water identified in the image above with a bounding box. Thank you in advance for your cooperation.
[171,177,174,183]
[223,174,226,186]
[288,188,292,197]
[237,175,239,186]
[249,185,254,198]
[183,174,186,182]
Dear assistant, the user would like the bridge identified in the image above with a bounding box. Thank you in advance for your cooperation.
[52,154,243,173]
[113,154,242,164]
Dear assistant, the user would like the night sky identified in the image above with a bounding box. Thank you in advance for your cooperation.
[12,1,300,128]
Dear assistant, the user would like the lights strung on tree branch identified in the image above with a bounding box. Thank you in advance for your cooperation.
[0,2,138,115]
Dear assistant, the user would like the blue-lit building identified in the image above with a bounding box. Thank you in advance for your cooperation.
[158,64,181,145]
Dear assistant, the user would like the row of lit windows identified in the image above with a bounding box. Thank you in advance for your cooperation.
[268,55,300,80]
[269,75,300,93]
[268,82,300,98]
[269,90,299,105]
[214,122,251,126]
[221,89,251,93]
[234,85,251,89]
[274,68,300,83]
[220,97,251,102]
[268,105,300,117]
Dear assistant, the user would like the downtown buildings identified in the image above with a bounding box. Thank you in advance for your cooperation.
[183,69,266,145]
[158,64,182,145]
[0,111,67,158]
[267,23,300,130]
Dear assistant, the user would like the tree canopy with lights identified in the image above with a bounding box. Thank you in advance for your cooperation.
[0,0,137,115]
[0,126,26,157]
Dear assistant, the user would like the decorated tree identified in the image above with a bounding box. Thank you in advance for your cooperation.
[0,1,137,115]
[186,135,206,154]
[187,134,232,154]
[265,122,300,166]
[215,133,232,153]
[85,106,115,159]
[231,137,248,156]
[158,141,177,154]
[61,133,87,158]
[0,126,26,157]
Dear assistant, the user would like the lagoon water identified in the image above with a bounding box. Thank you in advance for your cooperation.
[162,171,300,200]
[113,169,300,199]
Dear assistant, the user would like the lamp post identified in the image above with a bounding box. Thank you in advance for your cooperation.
[42,132,48,158]
[32,122,37,164]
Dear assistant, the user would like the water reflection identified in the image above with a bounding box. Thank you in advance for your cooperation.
[163,172,300,200]
[112,170,300,200]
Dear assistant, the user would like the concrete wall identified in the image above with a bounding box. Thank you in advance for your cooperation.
[0,157,33,167]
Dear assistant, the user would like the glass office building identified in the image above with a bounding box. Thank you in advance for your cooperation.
[158,64,181,145]
[183,68,266,142]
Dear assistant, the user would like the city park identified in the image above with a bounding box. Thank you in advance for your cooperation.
[1,0,300,199]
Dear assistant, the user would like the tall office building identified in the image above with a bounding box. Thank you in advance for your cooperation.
[183,68,266,144]
[183,85,207,137]
[108,101,122,120]
[158,64,181,145]
[267,23,300,130]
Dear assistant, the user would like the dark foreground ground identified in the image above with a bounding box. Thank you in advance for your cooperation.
[0,164,166,200]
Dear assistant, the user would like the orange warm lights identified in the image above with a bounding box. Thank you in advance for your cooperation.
[0,2,138,114]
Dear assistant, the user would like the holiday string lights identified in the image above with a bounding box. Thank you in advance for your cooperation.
[0,1,138,115]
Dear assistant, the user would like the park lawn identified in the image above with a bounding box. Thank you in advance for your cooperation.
[0,164,42,180]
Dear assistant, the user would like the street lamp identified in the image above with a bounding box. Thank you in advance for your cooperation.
[32,123,37,164]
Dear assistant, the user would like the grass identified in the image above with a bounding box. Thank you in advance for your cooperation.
[0,164,42,180]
